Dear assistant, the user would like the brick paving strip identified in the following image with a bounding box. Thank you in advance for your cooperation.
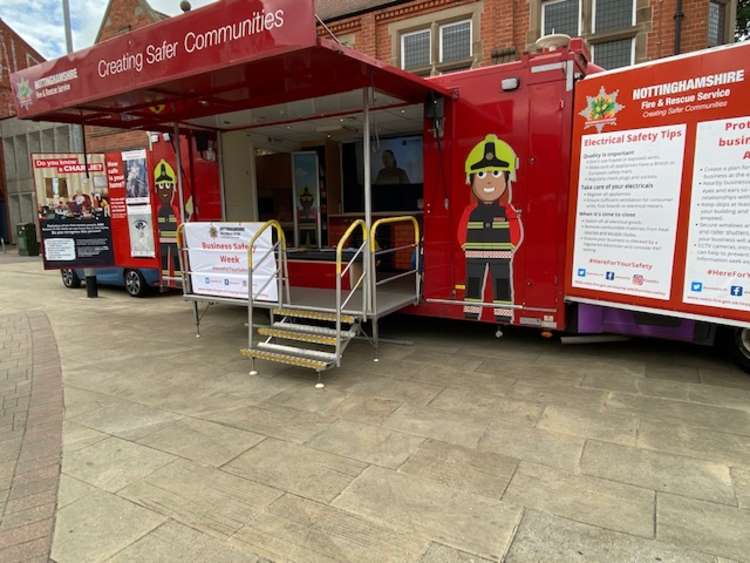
[0,312,64,562]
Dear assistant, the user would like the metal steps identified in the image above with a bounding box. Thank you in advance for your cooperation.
[258,327,338,346]
[240,348,328,370]
[272,307,356,324]
[245,307,361,377]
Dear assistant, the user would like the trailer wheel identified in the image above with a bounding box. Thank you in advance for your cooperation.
[729,328,750,374]
[124,269,148,298]
[61,268,81,289]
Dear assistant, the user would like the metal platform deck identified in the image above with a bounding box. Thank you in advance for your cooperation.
[183,276,417,320]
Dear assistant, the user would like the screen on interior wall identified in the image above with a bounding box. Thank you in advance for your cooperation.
[356,136,424,185]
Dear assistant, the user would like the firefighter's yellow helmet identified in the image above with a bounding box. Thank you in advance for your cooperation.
[465,134,518,183]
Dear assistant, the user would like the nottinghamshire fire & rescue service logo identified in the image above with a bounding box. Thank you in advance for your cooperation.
[15,78,33,110]
[579,86,624,132]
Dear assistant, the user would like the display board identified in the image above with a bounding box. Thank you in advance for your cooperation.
[182,222,278,301]
[566,42,750,327]
[32,153,115,269]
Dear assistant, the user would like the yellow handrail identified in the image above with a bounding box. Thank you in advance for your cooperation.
[176,223,186,250]
[336,219,368,275]
[247,220,286,270]
[370,216,420,252]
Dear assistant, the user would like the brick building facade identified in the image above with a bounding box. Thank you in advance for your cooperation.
[83,0,168,154]
[318,0,738,73]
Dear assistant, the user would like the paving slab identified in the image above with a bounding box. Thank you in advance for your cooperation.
[657,492,750,561]
[638,420,750,467]
[306,419,424,468]
[418,542,495,562]
[337,374,444,406]
[581,440,735,504]
[428,387,543,426]
[333,465,522,560]
[536,404,638,446]
[110,520,264,562]
[479,420,584,471]
[511,381,608,411]
[732,466,750,510]
[69,398,183,440]
[203,403,336,444]
[398,439,517,499]
[331,395,403,425]
[135,417,266,466]
[687,383,750,413]
[62,436,176,492]
[503,462,655,537]
[402,350,484,372]
[119,458,282,538]
[61,420,108,453]
[608,392,750,436]
[646,363,701,383]
[579,370,640,394]
[56,474,99,510]
[234,493,428,563]
[223,438,366,503]
[51,490,166,563]
[505,509,716,563]
[383,404,489,448]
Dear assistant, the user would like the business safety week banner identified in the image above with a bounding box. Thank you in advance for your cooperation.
[183,222,278,301]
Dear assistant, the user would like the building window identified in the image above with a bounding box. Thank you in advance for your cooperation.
[708,0,727,47]
[439,19,472,63]
[593,38,634,69]
[401,28,431,71]
[541,0,580,36]
[593,0,634,33]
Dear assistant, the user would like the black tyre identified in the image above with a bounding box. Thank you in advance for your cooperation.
[61,268,81,289]
[124,269,148,298]
[729,327,750,374]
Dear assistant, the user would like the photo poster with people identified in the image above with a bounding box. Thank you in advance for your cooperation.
[292,151,320,248]
[31,153,115,269]
[119,149,155,258]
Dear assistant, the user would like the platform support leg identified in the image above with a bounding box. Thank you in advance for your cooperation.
[249,358,258,376]
[315,371,325,389]
[192,301,201,338]
[372,318,380,363]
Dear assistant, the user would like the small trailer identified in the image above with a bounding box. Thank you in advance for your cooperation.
[10,0,750,379]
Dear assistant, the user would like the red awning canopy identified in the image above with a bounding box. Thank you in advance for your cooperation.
[10,0,449,131]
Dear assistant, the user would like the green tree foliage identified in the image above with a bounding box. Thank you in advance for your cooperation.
[738,0,750,40]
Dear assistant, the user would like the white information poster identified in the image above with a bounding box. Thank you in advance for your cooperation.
[127,205,156,258]
[571,124,686,300]
[183,222,278,301]
[683,116,750,311]
[44,238,75,262]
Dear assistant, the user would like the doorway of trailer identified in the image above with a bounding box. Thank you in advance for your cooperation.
[185,88,426,320]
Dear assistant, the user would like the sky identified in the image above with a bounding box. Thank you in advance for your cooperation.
[0,0,218,60]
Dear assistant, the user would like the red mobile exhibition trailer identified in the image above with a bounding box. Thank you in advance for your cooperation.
[10,0,750,374]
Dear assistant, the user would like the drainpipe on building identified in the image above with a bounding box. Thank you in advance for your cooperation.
[673,0,684,55]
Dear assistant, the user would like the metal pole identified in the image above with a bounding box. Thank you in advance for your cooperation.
[362,87,373,317]
[61,0,74,53]
[173,124,186,222]
[217,132,227,220]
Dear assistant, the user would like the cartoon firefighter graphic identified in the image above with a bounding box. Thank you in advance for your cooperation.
[457,134,523,323]
[154,160,180,281]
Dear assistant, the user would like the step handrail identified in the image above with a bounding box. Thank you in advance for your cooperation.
[335,219,369,365]
[248,220,290,371]
[370,216,421,315]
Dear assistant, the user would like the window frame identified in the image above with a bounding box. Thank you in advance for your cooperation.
[591,36,636,69]
[400,27,432,71]
[438,18,473,64]
[540,0,582,37]
[591,0,636,34]
[707,0,729,47]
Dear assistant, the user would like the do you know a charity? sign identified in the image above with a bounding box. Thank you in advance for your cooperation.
[183,223,278,302]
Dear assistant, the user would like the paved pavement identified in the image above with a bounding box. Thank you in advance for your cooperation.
[1,260,750,562]
[0,311,63,562]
